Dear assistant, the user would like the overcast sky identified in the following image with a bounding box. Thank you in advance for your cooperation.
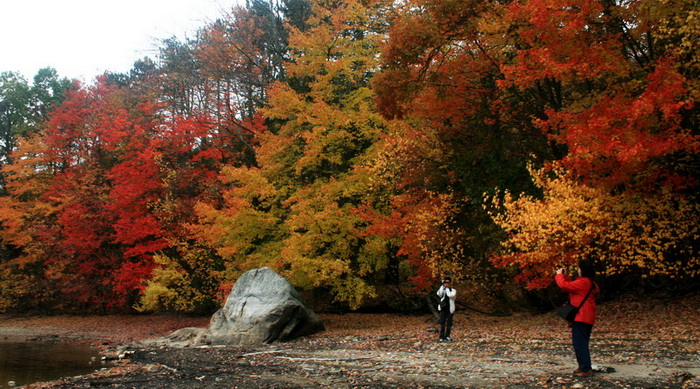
[0,0,239,82]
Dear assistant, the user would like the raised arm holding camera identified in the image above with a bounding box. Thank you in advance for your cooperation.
[436,277,456,342]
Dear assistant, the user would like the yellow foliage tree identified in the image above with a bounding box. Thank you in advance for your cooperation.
[487,165,700,289]
[135,241,226,313]
[192,0,394,309]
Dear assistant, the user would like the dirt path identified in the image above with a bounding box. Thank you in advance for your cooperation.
[1,296,698,388]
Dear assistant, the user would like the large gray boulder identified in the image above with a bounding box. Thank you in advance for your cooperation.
[145,267,324,348]
[205,267,324,345]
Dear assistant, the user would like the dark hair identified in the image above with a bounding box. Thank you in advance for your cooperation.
[443,277,452,283]
[578,260,596,278]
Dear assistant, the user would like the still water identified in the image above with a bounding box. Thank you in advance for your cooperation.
[0,340,103,388]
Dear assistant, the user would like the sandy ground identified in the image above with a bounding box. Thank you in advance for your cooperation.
[1,296,698,388]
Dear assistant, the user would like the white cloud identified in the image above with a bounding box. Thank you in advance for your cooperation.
[0,0,237,81]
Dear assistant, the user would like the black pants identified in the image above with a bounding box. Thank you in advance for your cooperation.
[439,309,453,338]
[572,322,593,371]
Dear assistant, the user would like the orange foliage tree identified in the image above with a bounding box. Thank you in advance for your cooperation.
[374,0,699,291]
[485,0,700,288]
[369,0,554,293]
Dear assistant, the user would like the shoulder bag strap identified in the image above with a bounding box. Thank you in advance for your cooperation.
[575,280,595,309]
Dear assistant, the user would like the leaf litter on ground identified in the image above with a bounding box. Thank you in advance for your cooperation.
[1,294,697,388]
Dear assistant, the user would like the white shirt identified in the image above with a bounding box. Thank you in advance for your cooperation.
[437,285,456,314]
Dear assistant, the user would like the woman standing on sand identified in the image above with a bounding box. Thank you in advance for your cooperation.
[555,260,599,377]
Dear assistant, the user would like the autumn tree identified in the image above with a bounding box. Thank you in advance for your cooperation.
[373,0,699,295]
[0,69,73,193]
[498,0,698,189]
[0,69,249,312]
[131,1,292,313]
[0,81,114,310]
[151,1,299,170]
[488,166,700,290]
[485,0,700,289]
[196,0,292,118]
[0,0,297,314]
[366,0,548,299]
[0,69,74,309]
[192,0,398,309]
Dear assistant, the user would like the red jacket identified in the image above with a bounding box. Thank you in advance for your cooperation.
[555,274,598,325]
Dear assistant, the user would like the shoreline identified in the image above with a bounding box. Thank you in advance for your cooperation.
[2,297,699,388]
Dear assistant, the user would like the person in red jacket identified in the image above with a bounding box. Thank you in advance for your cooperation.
[555,260,599,377]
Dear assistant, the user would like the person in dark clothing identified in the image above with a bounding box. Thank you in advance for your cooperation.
[437,277,456,342]
[555,260,599,377]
